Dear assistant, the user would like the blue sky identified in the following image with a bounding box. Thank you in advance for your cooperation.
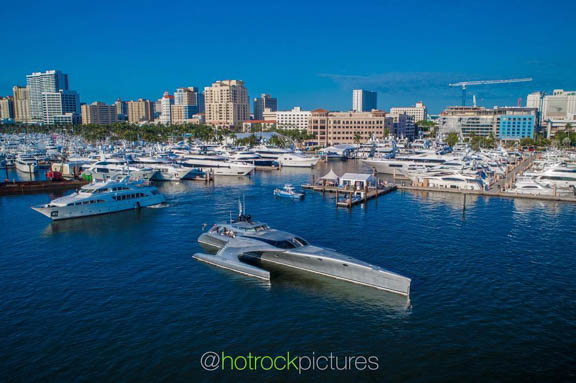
[1,0,575,113]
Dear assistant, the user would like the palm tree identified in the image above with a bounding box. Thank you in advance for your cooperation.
[353,132,362,144]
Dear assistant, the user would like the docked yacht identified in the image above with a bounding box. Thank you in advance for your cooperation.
[81,159,157,182]
[180,154,255,176]
[276,153,320,168]
[363,152,450,174]
[426,173,484,191]
[194,210,411,296]
[15,155,39,173]
[507,177,574,197]
[31,177,165,220]
[526,164,576,188]
[150,164,203,181]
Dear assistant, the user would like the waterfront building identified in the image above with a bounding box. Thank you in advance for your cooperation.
[204,80,250,128]
[81,102,118,125]
[26,70,69,123]
[541,90,576,121]
[498,115,535,140]
[159,92,174,125]
[262,108,277,121]
[115,98,127,121]
[545,119,576,138]
[308,109,393,146]
[438,106,537,139]
[393,113,416,139]
[275,107,311,131]
[12,86,31,123]
[253,94,277,121]
[352,89,377,112]
[0,97,15,121]
[127,99,154,123]
[41,90,80,125]
[390,102,428,123]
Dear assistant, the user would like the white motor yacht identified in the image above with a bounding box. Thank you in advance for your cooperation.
[82,159,157,182]
[526,163,576,188]
[150,164,203,181]
[180,154,255,176]
[32,177,165,220]
[507,177,574,197]
[276,153,320,168]
[363,152,451,174]
[15,154,39,173]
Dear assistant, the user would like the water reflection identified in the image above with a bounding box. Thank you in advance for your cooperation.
[267,263,411,315]
[401,189,480,211]
[41,208,152,236]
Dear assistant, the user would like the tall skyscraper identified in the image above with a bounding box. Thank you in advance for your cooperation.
[41,90,80,125]
[253,94,277,120]
[204,80,250,128]
[352,89,377,112]
[12,86,31,123]
[26,70,69,123]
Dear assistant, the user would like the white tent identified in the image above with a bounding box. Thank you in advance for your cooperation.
[319,169,339,185]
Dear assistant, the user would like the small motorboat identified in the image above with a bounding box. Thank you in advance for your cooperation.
[273,184,304,199]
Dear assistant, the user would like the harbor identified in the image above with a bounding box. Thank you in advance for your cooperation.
[1,156,575,382]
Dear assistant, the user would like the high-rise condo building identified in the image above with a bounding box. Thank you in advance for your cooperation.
[115,98,128,121]
[253,94,277,120]
[12,86,31,123]
[160,92,174,124]
[127,99,154,123]
[81,102,118,125]
[204,80,250,128]
[0,97,15,121]
[26,70,69,123]
[352,89,377,112]
[172,87,204,123]
[41,90,80,125]
[390,102,428,123]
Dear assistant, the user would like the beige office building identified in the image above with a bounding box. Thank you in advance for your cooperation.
[204,80,249,128]
[308,109,393,146]
[390,101,428,123]
[81,102,118,125]
[127,99,154,123]
[12,86,31,123]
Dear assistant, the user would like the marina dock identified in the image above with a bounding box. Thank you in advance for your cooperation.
[301,183,398,207]
[396,184,576,203]
[0,179,89,196]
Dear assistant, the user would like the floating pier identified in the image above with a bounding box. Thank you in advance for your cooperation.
[396,184,576,203]
[0,179,89,196]
[301,183,397,207]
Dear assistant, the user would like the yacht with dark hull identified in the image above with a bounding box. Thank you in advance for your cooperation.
[194,210,411,296]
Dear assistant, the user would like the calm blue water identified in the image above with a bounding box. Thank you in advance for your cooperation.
[1,162,575,382]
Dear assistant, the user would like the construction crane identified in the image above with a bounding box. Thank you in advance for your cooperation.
[449,78,533,106]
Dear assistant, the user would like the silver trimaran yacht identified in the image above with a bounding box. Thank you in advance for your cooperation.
[193,205,411,296]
